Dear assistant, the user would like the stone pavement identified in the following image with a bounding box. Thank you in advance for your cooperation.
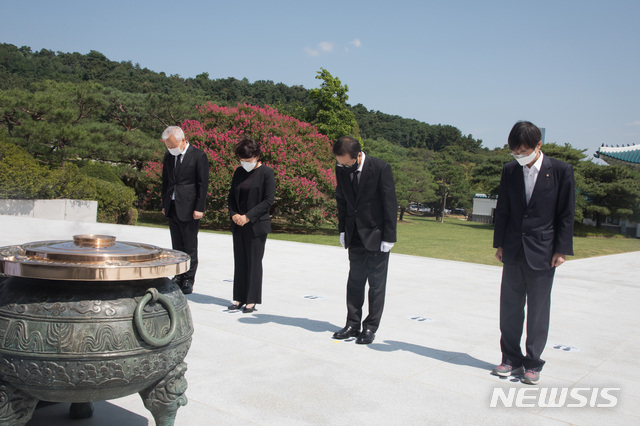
[0,215,637,426]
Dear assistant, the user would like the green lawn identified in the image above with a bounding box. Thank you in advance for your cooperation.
[139,213,640,266]
[269,214,640,266]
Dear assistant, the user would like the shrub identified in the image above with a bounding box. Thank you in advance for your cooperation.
[0,134,53,198]
[80,162,126,185]
[94,180,137,224]
[1,132,138,224]
[144,103,337,228]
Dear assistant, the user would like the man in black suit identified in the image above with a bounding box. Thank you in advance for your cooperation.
[331,136,397,345]
[492,121,575,384]
[161,126,209,294]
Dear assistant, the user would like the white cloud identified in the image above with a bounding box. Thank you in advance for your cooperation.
[304,47,320,57]
[627,120,640,126]
[318,41,334,52]
[305,39,358,56]
[304,41,334,56]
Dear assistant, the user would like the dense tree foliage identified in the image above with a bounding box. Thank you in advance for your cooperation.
[0,130,53,198]
[470,147,512,196]
[365,138,435,221]
[1,42,639,231]
[0,43,472,148]
[308,68,359,142]
[429,151,472,222]
[143,103,336,228]
[576,161,640,226]
[352,103,482,152]
[0,131,137,223]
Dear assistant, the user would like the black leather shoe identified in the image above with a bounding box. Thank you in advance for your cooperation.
[332,325,360,340]
[242,305,257,313]
[356,329,375,344]
[181,280,193,295]
[228,303,244,310]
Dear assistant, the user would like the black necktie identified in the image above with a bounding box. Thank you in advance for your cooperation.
[174,154,182,177]
[352,170,359,195]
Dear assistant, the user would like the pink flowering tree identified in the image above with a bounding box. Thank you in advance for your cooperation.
[144,103,337,228]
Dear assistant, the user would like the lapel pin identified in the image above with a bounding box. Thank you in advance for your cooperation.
[546,173,549,178]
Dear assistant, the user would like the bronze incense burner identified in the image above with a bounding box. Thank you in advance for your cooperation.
[0,235,193,426]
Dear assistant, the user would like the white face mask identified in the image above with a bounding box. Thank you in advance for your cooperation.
[512,150,538,166]
[241,160,256,172]
[168,147,182,156]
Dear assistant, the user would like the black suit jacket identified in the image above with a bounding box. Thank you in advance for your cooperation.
[228,165,276,237]
[336,154,397,252]
[493,154,575,270]
[161,145,209,222]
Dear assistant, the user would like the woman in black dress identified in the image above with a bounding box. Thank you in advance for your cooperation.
[227,137,276,313]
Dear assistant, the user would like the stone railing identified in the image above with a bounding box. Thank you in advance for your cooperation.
[0,199,97,222]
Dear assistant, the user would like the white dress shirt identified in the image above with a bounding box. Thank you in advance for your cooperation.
[351,151,366,184]
[171,143,189,200]
[523,151,544,205]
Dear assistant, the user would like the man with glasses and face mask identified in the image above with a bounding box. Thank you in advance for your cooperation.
[331,136,397,345]
[492,121,575,384]
[161,126,209,295]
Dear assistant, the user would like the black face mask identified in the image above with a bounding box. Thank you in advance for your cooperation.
[344,161,359,174]
[337,156,360,174]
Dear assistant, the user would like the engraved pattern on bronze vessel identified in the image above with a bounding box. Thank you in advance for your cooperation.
[3,320,45,352]
[139,362,188,424]
[71,299,128,316]
[0,382,38,424]
[0,239,193,424]
[78,325,137,353]
[0,341,190,390]
[3,321,75,354]
[0,306,191,356]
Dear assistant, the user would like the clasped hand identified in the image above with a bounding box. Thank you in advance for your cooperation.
[495,247,566,268]
[232,214,250,226]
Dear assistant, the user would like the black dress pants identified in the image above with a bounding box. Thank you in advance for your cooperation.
[168,202,200,283]
[345,237,390,333]
[499,249,555,371]
[232,224,267,304]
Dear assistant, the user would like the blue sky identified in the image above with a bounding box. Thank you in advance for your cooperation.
[2,0,639,155]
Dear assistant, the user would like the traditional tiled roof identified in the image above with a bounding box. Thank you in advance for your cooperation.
[594,144,640,168]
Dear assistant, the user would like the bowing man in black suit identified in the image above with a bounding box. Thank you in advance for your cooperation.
[227,137,276,314]
[161,126,210,295]
[331,136,398,345]
[492,121,575,385]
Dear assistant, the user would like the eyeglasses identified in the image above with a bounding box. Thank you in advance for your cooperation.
[336,162,357,168]
[336,157,360,167]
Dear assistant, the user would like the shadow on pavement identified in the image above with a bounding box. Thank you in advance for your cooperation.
[374,339,495,371]
[27,401,148,426]
[237,313,338,333]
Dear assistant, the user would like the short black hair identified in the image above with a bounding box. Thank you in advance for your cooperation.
[235,136,261,159]
[332,136,361,158]
[508,121,541,150]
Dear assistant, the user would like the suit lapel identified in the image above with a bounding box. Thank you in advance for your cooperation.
[344,174,357,206]
[166,153,178,183]
[174,145,192,178]
[354,155,372,203]
[512,163,527,208]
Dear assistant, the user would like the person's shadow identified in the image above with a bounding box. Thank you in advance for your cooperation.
[185,299,510,379]
[237,313,338,334]
[185,293,230,307]
[185,294,338,332]
[371,339,497,373]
